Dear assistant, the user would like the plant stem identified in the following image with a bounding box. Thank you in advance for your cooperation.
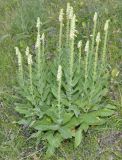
[93,32,100,80]
[77,41,82,70]
[15,47,24,86]
[37,34,41,78]
[41,33,45,63]
[35,17,41,78]
[102,20,109,67]
[69,14,76,104]
[58,78,61,119]
[57,65,62,120]
[66,3,70,46]
[91,12,97,54]
[27,54,33,94]
[66,18,70,46]
[29,62,33,94]
[85,41,89,83]
[59,9,64,63]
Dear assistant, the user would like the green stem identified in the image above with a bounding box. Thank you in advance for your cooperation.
[69,15,75,104]
[15,47,24,86]
[66,18,70,47]
[58,78,61,119]
[19,63,24,86]
[42,34,45,62]
[85,41,89,83]
[57,65,62,121]
[102,30,108,67]
[59,20,63,62]
[29,63,33,94]
[36,32,41,78]
[78,41,82,70]
[91,13,97,54]
[69,37,74,98]
[93,36,100,80]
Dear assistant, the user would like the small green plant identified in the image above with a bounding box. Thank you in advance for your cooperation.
[15,3,116,157]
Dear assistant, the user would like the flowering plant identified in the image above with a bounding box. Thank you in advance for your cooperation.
[15,3,115,157]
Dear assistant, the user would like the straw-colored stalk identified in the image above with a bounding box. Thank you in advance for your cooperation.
[91,12,98,54]
[57,65,62,120]
[102,20,109,66]
[93,32,100,80]
[15,47,24,85]
[85,40,90,82]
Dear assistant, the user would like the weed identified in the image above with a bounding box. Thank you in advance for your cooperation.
[15,4,116,157]
[0,0,122,159]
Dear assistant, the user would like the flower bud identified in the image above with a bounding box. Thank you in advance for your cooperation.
[35,33,40,48]
[96,32,100,42]
[69,6,73,20]
[15,47,22,66]
[41,33,45,40]
[66,3,70,18]
[93,12,98,22]
[25,46,29,56]
[27,54,33,65]
[85,41,89,52]
[59,9,64,22]
[70,14,76,39]
[57,65,62,81]
[77,40,82,48]
[36,17,41,29]
[104,20,110,31]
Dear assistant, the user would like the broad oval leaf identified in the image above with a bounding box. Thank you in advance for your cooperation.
[75,127,82,148]
[59,127,72,139]
[95,108,115,117]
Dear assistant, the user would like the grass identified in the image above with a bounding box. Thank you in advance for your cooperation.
[0,0,122,159]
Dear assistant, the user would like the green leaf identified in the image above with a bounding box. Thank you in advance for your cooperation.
[62,112,74,124]
[81,113,106,125]
[46,145,55,157]
[29,131,42,139]
[45,132,62,157]
[51,86,58,98]
[42,86,50,101]
[47,132,62,148]
[32,116,52,127]
[72,93,80,101]
[15,106,34,117]
[0,34,10,42]
[34,108,44,118]
[68,106,80,117]
[74,99,86,110]
[59,127,72,139]
[64,116,81,129]
[96,108,115,117]
[105,104,116,110]
[75,127,82,148]
[18,119,31,126]
[46,107,59,123]
[72,77,80,87]
[80,123,89,132]
[61,98,69,106]
[34,124,59,131]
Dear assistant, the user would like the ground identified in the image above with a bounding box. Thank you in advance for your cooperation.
[0,0,122,159]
